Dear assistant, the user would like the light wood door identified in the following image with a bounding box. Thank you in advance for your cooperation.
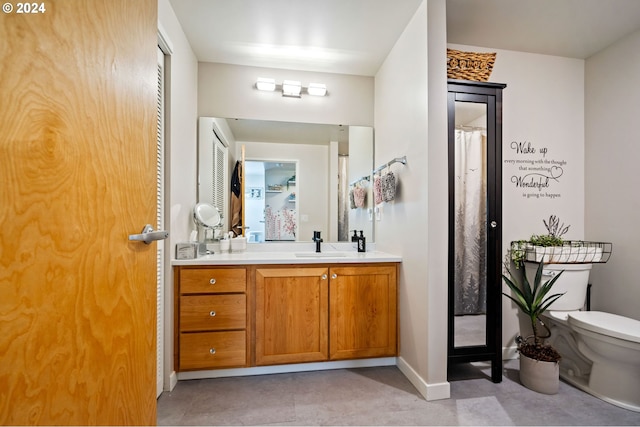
[329,265,398,360]
[0,1,158,424]
[256,267,329,365]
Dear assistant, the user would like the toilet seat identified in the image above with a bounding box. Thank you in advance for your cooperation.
[546,311,570,323]
[568,311,640,343]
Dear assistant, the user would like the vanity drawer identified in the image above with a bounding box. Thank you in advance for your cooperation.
[179,331,247,370]
[180,294,246,331]
[180,267,246,294]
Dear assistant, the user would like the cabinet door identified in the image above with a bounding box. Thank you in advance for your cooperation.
[256,267,329,365]
[329,265,397,360]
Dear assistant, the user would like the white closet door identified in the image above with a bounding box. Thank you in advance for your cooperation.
[155,46,165,398]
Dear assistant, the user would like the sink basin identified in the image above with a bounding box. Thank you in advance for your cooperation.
[294,252,347,258]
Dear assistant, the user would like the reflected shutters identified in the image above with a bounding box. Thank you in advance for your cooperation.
[212,132,227,216]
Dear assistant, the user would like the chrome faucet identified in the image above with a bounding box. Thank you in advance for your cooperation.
[312,231,323,253]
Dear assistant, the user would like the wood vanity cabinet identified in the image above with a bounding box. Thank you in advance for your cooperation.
[255,264,398,365]
[175,262,398,372]
[255,266,329,365]
[175,267,248,371]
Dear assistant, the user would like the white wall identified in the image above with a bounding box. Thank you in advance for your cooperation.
[374,0,450,400]
[585,29,640,321]
[198,62,374,126]
[348,126,375,237]
[448,43,586,352]
[158,0,199,390]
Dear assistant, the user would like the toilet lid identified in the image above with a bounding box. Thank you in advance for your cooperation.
[568,311,640,343]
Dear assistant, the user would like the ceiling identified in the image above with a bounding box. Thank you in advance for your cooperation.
[170,1,640,144]
[170,0,640,77]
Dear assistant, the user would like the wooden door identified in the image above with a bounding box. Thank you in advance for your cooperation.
[255,267,329,365]
[0,1,158,424]
[329,265,398,360]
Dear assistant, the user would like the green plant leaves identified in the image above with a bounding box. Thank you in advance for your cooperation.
[502,262,565,344]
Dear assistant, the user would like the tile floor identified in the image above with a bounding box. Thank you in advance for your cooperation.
[157,360,640,426]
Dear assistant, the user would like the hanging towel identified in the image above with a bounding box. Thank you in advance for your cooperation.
[353,185,366,208]
[231,161,243,236]
[349,187,356,209]
[374,175,383,205]
[382,171,396,202]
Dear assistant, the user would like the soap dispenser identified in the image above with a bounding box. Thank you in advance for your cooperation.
[357,230,366,253]
[351,230,359,242]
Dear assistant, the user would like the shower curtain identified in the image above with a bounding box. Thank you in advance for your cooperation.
[337,156,349,241]
[454,129,487,315]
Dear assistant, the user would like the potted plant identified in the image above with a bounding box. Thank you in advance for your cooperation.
[510,215,568,266]
[502,261,565,394]
[510,215,607,266]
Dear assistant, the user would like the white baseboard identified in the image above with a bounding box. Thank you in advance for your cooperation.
[503,345,519,360]
[396,356,450,401]
[168,371,178,391]
[176,357,397,381]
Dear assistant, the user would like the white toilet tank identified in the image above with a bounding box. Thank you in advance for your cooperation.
[524,262,592,311]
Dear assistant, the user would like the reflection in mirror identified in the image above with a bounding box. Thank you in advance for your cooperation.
[198,117,374,243]
[245,160,297,242]
[453,101,488,348]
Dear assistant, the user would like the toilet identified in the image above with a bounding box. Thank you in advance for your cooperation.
[524,262,640,412]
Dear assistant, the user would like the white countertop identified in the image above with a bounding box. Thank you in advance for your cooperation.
[172,242,402,266]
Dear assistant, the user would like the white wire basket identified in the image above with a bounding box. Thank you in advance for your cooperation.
[513,241,612,264]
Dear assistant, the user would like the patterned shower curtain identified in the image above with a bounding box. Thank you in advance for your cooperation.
[337,156,349,241]
[454,129,487,315]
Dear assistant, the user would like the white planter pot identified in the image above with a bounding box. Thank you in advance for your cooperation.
[519,354,560,394]
[525,244,603,263]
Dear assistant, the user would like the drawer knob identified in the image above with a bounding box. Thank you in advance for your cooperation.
[209,348,216,355]
[209,278,216,285]
[209,310,216,317]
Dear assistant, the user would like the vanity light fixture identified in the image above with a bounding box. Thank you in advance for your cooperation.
[256,77,276,91]
[307,83,327,96]
[255,78,327,97]
[282,80,302,97]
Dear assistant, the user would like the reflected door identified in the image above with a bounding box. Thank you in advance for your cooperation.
[245,160,298,242]
[447,80,506,383]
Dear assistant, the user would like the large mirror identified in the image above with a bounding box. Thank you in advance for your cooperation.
[198,118,374,243]
[453,101,488,348]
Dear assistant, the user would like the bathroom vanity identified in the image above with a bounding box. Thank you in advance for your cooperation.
[173,250,401,374]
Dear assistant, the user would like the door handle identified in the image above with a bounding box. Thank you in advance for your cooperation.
[128,224,169,244]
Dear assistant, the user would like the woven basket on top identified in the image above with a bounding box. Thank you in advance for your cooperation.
[447,49,496,82]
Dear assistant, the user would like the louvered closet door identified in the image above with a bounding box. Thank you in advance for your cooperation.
[212,131,228,232]
[156,46,166,398]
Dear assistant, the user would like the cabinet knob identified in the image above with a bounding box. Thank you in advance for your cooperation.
[321,274,327,280]
[209,348,216,355]
[331,273,337,279]
[209,310,216,317]
[209,278,216,285]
